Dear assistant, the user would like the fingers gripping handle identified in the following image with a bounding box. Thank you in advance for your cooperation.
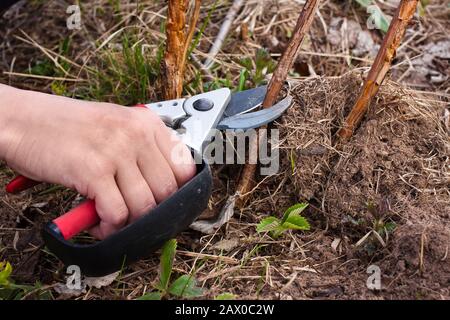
[5,105,147,238]
[53,200,100,240]
[43,161,211,277]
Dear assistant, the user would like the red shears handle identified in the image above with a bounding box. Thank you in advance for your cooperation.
[5,104,148,240]
[5,175,40,193]
[7,178,99,239]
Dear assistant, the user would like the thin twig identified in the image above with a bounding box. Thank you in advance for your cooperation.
[2,72,84,82]
[262,0,321,108]
[203,0,244,69]
[337,0,419,139]
[191,53,215,81]
[181,0,202,74]
[236,0,321,205]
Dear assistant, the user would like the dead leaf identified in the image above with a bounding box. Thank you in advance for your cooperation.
[190,194,237,234]
[331,238,341,253]
[54,271,119,297]
[30,202,48,208]
[355,230,372,247]
[84,271,120,289]
[54,283,86,298]
[212,238,239,252]
[404,40,450,86]
[12,231,19,251]
[327,18,379,58]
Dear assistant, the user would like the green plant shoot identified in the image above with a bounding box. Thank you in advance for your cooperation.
[257,203,310,238]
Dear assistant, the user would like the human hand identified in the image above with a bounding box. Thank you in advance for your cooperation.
[0,84,196,239]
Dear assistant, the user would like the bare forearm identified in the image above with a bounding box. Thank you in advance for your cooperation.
[0,83,22,160]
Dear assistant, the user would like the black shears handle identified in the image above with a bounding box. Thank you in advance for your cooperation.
[7,161,212,276]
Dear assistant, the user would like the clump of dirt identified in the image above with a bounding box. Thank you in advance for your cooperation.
[381,224,450,299]
[276,75,361,201]
[243,73,449,298]
[276,73,449,226]
[326,95,448,230]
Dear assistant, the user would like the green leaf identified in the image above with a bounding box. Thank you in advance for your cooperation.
[354,0,372,8]
[369,6,390,33]
[282,214,310,231]
[384,222,397,233]
[238,69,248,92]
[51,82,67,96]
[271,225,289,239]
[0,261,12,286]
[214,293,236,300]
[418,0,429,17]
[254,48,275,85]
[290,150,296,175]
[256,216,281,233]
[59,37,71,56]
[136,291,162,300]
[168,275,203,298]
[255,48,272,71]
[281,203,309,224]
[257,203,310,238]
[157,239,177,292]
[355,0,390,33]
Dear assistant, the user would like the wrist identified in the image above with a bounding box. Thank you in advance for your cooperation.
[0,84,24,160]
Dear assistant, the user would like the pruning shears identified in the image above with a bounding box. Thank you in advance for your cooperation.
[5,86,292,276]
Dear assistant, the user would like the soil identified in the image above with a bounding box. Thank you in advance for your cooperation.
[253,74,450,299]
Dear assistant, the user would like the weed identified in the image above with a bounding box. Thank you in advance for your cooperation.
[355,200,397,254]
[78,33,161,105]
[257,203,310,239]
[29,37,72,78]
[203,77,233,92]
[137,239,203,300]
[238,48,276,89]
[0,261,52,300]
[367,201,397,238]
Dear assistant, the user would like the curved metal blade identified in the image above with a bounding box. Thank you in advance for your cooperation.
[216,95,292,130]
[223,85,267,117]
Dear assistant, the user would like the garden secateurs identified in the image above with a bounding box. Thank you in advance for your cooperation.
[5,86,292,276]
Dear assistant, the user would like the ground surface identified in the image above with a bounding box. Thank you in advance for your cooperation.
[0,0,448,299]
